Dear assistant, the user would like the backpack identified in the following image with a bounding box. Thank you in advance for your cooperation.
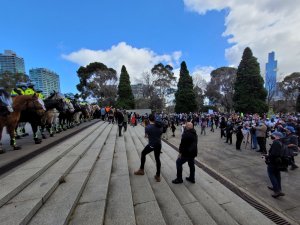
[275,141,291,172]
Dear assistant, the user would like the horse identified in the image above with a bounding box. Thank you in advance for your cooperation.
[40,92,68,138]
[58,101,75,131]
[0,94,45,153]
[71,99,82,126]
[91,104,101,119]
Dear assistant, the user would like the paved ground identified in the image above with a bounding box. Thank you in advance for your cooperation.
[165,125,300,224]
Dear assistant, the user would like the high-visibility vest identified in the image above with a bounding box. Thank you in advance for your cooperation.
[37,93,44,100]
[24,88,35,95]
[11,88,24,96]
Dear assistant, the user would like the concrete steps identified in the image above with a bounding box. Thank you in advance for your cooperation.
[0,123,278,225]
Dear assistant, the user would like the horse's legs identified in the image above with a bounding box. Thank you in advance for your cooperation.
[31,122,42,144]
[7,124,21,150]
[0,126,4,153]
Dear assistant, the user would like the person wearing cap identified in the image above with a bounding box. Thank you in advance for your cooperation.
[172,122,198,184]
[266,131,285,198]
[285,126,299,170]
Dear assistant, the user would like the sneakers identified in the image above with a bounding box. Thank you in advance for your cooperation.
[186,177,195,183]
[154,175,161,182]
[134,169,144,175]
[272,192,285,198]
[172,178,183,184]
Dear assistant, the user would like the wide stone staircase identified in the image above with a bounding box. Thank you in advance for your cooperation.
[0,121,277,225]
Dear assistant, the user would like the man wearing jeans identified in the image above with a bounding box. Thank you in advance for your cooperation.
[172,122,198,184]
[134,114,163,182]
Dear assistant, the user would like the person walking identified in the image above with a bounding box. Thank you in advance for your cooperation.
[225,119,234,144]
[236,123,244,150]
[123,110,128,132]
[134,114,163,182]
[200,118,207,135]
[172,122,198,184]
[220,117,226,138]
[116,109,124,137]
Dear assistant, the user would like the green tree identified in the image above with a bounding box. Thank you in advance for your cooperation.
[151,63,176,108]
[279,72,300,111]
[0,72,29,91]
[76,62,117,102]
[296,89,300,113]
[116,65,135,109]
[233,47,268,114]
[175,61,197,113]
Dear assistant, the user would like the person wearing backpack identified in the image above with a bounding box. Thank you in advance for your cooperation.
[266,131,286,198]
[285,126,299,170]
[172,122,198,184]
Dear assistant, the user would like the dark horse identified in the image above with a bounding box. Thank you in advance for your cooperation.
[41,92,67,138]
[0,94,45,153]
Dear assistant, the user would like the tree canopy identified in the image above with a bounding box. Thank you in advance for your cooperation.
[116,65,135,109]
[76,62,117,104]
[233,47,268,114]
[175,61,197,113]
[0,72,29,91]
[206,67,237,112]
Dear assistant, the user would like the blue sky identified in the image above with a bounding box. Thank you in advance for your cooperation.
[1,0,298,93]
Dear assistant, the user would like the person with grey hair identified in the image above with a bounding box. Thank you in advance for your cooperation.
[172,122,198,184]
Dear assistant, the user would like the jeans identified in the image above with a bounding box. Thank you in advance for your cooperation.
[176,157,195,181]
[267,165,281,192]
[140,144,161,176]
[251,133,257,149]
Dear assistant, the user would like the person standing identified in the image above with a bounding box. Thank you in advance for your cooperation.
[266,132,285,198]
[256,121,267,154]
[236,123,244,150]
[285,126,299,170]
[123,110,128,132]
[116,109,124,137]
[225,119,234,144]
[172,122,198,184]
[134,114,163,182]
[220,117,226,138]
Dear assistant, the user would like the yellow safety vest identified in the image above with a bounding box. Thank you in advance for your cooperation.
[11,88,24,96]
[24,88,35,95]
[37,93,44,100]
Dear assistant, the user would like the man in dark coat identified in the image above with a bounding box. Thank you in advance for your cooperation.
[116,109,124,137]
[172,122,198,184]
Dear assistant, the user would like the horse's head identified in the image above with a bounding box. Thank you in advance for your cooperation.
[45,93,68,112]
[0,90,13,116]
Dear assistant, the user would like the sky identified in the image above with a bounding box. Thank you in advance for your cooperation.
[1,0,299,94]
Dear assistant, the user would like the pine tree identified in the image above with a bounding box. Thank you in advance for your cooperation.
[296,88,300,113]
[116,65,135,109]
[175,61,197,113]
[233,47,268,114]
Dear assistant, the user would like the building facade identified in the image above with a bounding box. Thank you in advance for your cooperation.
[0,50,25,74]
[29,68,60,97]
[265,51,277,89]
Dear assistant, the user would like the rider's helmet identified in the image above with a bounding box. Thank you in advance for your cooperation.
[27,81,35,88]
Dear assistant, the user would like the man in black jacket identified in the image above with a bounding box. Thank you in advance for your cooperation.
[172,122,198,184]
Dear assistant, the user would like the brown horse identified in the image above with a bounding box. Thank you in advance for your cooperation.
[0,94,45,153]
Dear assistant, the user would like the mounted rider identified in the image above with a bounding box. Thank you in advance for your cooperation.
[24,81,36,96]
[35,89,45,100]
[11,82,27,96]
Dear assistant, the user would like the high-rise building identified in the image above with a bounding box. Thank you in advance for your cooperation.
[265,51,277,89]
[0,50,25,74]
[29,68,60,97]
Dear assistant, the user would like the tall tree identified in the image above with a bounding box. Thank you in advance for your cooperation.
[0,72,29,91]
[233,47,268,114]
[279,72,300,111]
[175,61,197,113]
[194,86,204,111]
[206,67,237,112]
[151,63,176,108]
[296,88,300,113]
[116,65,135,109]
[76,62,117,103]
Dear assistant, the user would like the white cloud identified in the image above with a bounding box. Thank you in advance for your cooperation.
[184,0,300,76]
[62,42,182,83]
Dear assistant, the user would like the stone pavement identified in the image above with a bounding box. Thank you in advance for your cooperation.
[165,125,300,224]
[0,121,280,225]
[0,119,100,176]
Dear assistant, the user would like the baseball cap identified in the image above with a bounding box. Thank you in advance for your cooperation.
[286,126,295,133]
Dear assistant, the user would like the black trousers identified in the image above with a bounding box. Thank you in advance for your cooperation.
[257,137,266,153]
[176,157,195,181]
[118,125,122,136]
[140,144,161,176]
[226,133,232,144]
[123,122,127,132]
[236,136,243,149]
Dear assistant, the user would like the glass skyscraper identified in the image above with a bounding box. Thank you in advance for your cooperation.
[29,68,61,97]
[0,50,25,74]
[265,51,277,89]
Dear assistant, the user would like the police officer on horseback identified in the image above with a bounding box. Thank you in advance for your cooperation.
[24,82,36,95]
[11,82,27,96]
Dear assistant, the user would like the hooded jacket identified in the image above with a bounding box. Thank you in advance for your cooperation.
[179,128,198,158]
